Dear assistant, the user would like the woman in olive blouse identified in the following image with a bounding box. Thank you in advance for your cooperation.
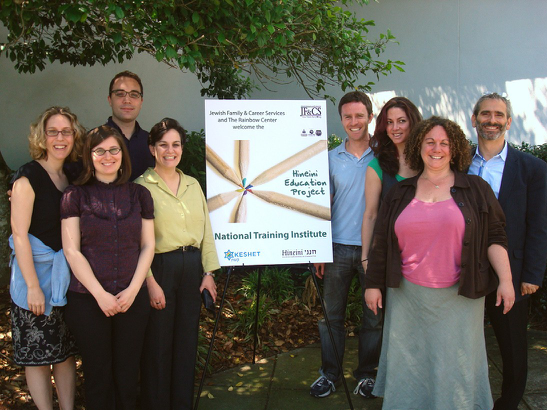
[135,118,219,410]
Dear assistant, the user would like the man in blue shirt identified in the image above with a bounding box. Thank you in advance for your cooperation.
[106,71,154,181]
[469,93,547,410]
[311,91,382,399]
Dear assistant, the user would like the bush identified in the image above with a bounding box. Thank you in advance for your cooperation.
[238,267,294,304]
[178,129,206,192]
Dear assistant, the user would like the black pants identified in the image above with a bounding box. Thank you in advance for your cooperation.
[65,288,150,410]
[141,249,203,410]
[486,293,529,410]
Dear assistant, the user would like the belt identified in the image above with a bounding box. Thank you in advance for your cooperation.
[175,245,199,252]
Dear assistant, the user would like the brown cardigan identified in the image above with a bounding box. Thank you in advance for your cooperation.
[365,171,508,299]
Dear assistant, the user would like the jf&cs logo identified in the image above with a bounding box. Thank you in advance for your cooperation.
[300,105,322,118]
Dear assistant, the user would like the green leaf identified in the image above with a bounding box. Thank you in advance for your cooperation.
[112,32,122,44]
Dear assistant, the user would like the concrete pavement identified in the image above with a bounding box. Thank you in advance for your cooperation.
[194,326,547,410]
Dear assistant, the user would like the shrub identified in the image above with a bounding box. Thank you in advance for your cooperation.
[178,129,206,192]
[238,267,294,304]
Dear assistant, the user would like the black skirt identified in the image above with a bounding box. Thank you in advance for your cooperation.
[11,302,78,366]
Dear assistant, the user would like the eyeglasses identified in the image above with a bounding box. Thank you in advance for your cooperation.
[92,147,122,156]
[46,129,73,137]
[111,89,143,99]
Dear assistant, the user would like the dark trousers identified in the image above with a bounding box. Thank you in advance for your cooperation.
[319,243,382,382]
[141,249,203,410]
[65,288,150,410]
[486,293,530,410]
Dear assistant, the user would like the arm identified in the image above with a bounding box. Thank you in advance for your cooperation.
[62,217,122,317]
[488,244,515,314]
[146,273,166,310]
[361,168,382,271]
[10,178,45,316]
[116,218,155,312]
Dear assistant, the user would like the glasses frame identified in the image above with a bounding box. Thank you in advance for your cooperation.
[110,89,143,99]
[92,147,122,156]
[45,129,74,137]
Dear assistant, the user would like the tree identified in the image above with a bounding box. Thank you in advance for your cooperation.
[0,0,404,101]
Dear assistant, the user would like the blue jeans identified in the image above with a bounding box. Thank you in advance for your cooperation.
[318,243,383,382]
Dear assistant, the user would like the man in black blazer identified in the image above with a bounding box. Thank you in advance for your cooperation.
[469,93,547,410]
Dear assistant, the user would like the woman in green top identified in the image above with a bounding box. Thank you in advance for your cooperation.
[361,97,422,271]
[135,118,220,410]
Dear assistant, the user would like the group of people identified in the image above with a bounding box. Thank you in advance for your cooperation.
[312,91,547,410]
[8,70,547,410]
[9,71,218,410]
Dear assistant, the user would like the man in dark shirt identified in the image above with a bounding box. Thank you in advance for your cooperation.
[106,71,154,181]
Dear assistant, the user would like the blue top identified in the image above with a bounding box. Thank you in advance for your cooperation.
[10,234,70,316]
[328,139,374,245]
[468,141,507,199]
[106,117,155,181]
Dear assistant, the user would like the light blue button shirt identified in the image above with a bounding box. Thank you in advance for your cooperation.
[468,142,507,199]
[328,139,374,245]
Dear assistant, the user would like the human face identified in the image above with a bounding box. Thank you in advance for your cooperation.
[44,114,74,162]
[340,102,373,142]
[420,126,452,172]
[92,136,122,183]
[386,107,411,146]
[472,99,512,141]
[150,129,183,170]
[107,76,143,124]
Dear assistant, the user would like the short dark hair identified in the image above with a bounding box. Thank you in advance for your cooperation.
[108,70,143,96]
[473,92,512,119]
[149,118,187,146]
[370,97,422,176]
[76,125,132,185]
[404,116,472,173]
[338,91,373,118]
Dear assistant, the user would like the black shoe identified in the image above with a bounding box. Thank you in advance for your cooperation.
[354,377,376,398]
[310,376,336,398]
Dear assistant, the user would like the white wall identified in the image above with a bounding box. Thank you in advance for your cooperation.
[1,0,546,170]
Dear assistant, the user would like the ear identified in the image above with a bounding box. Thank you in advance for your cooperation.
[108,95,113,108]
[149,145,155,156]
[506,117,512,131]
[471,114,477,127]
[367,113,373,124]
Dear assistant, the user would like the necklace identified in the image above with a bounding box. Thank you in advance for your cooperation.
[421,174,450,189]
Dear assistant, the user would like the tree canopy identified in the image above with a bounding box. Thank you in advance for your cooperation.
[0,0,403,100]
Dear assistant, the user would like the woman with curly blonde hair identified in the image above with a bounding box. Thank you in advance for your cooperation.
[10,106,84,409]
[365,116,515,409]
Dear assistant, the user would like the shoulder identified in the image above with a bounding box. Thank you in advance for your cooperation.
[128,181,153,198]
[12,161,42,184]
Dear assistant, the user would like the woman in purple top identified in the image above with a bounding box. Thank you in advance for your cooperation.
[61,126,155,410]
[365,117,515,409]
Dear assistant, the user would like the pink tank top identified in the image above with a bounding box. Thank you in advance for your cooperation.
[394,198,465,288]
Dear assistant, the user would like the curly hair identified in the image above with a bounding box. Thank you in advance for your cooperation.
[404,116,472,172]
[370,97,422,176]
[75,126,131,186]
[28,106,85,162]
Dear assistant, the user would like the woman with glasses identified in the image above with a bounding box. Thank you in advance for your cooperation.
[10,106,83,409]
[135,118,219,410]
[61,125,155,409]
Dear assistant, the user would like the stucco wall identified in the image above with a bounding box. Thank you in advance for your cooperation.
[1,0,546,171]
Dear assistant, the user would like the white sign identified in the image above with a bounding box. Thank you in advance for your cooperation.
[205,100,333,266]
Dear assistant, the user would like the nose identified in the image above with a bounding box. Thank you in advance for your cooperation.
[122,93,131,103]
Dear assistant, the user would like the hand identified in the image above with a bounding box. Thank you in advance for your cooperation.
[147,277,166,310]
[365,288,382,316]
[496,281,515,314]
[521,282,539,296]
[200,274,217,302]
[96,291,122,317]
[314,263,325,279]
[27,286,45,316]
[116,287,138,313]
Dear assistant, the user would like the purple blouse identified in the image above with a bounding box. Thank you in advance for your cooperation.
[60,181,154,294]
